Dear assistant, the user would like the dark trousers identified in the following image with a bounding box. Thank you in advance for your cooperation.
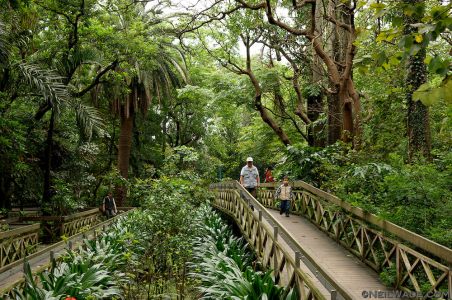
[280,200,290,216]
[245,187,256,198]
[245,187,256,210]
[105,209,115,219]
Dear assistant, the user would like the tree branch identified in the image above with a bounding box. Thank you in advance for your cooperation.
[72,59,119,98]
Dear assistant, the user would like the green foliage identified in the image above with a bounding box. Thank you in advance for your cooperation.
[41,179,87,216]
[189,207,297,299]
[277,143,349,186]
[380,161,452,246]
[379,265,397,287]
[413,75,452,106]
[329,153,452,247]
[14,216,137,299]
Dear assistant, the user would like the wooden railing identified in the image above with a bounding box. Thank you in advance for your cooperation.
[210,181,331,300]
[257,181,452,296]
[0,224,40,268]
[20,208,102,241]
[0,208,135,299]
[61,208,102,236]
[0,207,120,268]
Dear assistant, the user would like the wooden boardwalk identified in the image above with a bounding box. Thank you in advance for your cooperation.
[0,212,131,297]
[266,209,398,300]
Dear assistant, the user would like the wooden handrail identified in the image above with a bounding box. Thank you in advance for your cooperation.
[210,183,328,299]
[259,181,452,264]
[0,208,136,296]
[0,224,40,240]
[233,181,352,299]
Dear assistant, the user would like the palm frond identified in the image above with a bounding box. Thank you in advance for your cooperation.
[75,102,106,141]
[17,62,69,114]
[58,47,101,76]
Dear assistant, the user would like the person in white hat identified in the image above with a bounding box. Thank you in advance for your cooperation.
[240,157,260,198]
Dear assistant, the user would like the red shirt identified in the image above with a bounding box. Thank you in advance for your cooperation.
[265,170,274,182]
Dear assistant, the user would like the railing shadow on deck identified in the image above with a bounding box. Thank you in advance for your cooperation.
[249,180,451,297]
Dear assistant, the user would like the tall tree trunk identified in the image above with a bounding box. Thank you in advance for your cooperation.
[327,90,342,145]
[255,94,292,146]
[42,109,55,206]
[308,0,326,147]
[307,92,324,147]
[324,0,361,146]
[325,1,344,145]
[242,36,292,146]
[404,0,431,161]
[0,176,12,209]
[116,113,134,206]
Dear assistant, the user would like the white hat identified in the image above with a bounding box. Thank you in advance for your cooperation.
[246,157,253,162]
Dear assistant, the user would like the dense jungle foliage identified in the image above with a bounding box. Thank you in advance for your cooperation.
[15,177,298,299]
[0,0,450,253]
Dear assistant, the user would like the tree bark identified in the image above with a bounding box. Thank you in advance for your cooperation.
[327,90,342,145]
[307,0,326,147]
[255,94,292,146]
[116,112,134,206]
[404,0,431,161]
[42,109,55,206]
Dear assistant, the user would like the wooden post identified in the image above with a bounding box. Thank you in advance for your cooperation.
[295,251,301,268]
[23,259,28,273]
[331,290,337,300]
[257,210,263,257]
[274,226,278,242]
[396,244,400,288]
[68,240,72,250]
[273,226,278,278]
[50,250,55,269]
[448,265,451,298]
[360,226,365,259]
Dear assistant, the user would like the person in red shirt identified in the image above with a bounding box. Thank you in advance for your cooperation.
[264,167,275,183]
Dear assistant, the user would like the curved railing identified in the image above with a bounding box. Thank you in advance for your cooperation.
[257,181,451,296]
[0,223,40,268]
[211,181,346,300]
[0,208,135,298]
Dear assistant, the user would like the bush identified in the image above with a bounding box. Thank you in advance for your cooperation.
[189,206,298,299]
[275,142,350,187]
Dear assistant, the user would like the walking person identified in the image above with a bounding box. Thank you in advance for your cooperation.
[102,192,117,219]
[275,176,293,217]
[264,166,275,183]
[240,157,260,210]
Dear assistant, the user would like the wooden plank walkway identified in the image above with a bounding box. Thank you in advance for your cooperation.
[267,209,398,300]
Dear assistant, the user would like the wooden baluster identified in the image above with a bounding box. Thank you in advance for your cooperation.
[448,265,451,300]
[273,226,279,278]
[295,251,301,268]
[396,244,401,289]
[50,250,55,269]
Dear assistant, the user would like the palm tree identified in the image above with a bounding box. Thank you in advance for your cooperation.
[108,48,187,206]
[0,20,105,207]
